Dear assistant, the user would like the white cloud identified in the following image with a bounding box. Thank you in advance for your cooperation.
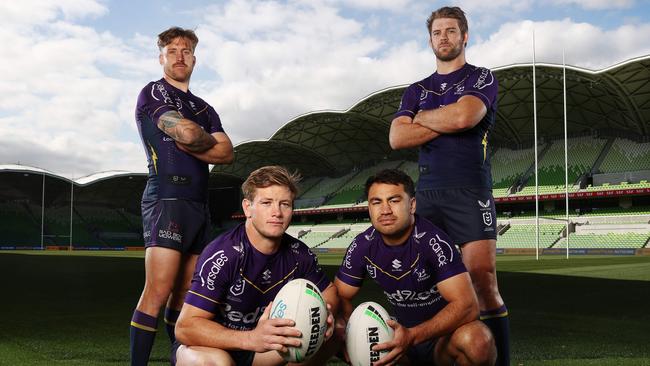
[326,0,412,11]
[0,1,155,178]
[551,0,634,10]
[193,0,433,144]
[467,19,650,70]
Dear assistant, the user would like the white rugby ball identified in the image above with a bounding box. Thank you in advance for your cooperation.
[346,302,394,366]
[269,278,328,363]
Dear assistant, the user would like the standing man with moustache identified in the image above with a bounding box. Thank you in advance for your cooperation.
[131,26,233,365]
[389,7,509,365]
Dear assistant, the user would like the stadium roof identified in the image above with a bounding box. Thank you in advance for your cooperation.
[213,55,650,180]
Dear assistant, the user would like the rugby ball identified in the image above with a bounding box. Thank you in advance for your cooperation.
[269,278,328,362]
[346,302,394,366]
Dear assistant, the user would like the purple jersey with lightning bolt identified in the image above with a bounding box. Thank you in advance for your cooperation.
[135,78,225,202]
[185,223,330,331]
[336,215,466,327]
[394,63,498,190]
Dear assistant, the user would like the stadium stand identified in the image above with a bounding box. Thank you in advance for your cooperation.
[600,138,650,173]
[497,223,565,248]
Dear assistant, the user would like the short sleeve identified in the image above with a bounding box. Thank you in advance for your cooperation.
[394,83,421,119]
[335,238,366,287]
[137,82,182,125]
[207,105,225,134]
[185,243,234,314]
[461,68,498,110]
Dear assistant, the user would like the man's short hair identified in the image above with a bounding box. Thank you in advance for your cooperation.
[364,169,415,199]
[157,27,199,52]
[242,166,301,201]
[426,6,468,37]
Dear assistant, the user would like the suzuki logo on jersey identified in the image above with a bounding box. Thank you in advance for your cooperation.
[262,269,272,281]
[199,250,228,290]
[391,259,402,271]
[229,277,245,296]
[429,235,454,268]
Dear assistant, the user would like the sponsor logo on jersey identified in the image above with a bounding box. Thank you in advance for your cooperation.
[143,230,151,239]
[199,250,229,290]
[232,241,243,253]
[478,199,493,227]
[221,303,265,326]
[391,259,402,271]
[152,83,173,104]
[262,269,272,282]
[364,229,376,241]
[440,82,448,91]
[429,234,454,267]
[455,85,464,95]
[162,136,173,142]
[413,225,426,241]
[344,241,357,269]
[384,286,439,303]
[473,68,493,90]
[419,90,428,101]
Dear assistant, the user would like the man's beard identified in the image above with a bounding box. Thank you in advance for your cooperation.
[434,43,463,62]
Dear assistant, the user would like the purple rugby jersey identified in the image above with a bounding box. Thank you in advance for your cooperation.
[394,63,498,190]
[135,78,225,202]
[336,215,466,328]
[185,224,330,331]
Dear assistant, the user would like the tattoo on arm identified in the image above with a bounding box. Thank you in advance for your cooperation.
[158,111,217,152]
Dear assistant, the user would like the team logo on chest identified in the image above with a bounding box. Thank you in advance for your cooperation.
[414,267,430,282]
[440,82,448,92]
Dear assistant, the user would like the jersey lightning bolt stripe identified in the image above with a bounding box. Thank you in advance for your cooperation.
[135,78,225,202]
[185,224,330,331]
[394,63,498,190]
[336,215,466,328]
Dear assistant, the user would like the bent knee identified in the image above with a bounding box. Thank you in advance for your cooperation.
[176,345,235,366]
[454,322,496,365]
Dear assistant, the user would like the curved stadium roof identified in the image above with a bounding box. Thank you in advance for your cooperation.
[213,55,650,181]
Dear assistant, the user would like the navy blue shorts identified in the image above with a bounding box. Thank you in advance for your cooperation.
[415,188,497,246]
[406,339,436,365]
[141,199,212,254]
[171,341,254,366]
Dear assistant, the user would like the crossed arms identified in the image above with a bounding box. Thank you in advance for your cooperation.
[158,110,233,164]
[389,95,487,150]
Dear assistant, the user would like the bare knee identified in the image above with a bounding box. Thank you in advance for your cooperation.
[453,322,496,366]
[140,281,174,310]
[176,345,235,366]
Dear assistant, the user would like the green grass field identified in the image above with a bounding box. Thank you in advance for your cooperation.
[1,251,649,365]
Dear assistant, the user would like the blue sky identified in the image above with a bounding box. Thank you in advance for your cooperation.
[1,0,650,178]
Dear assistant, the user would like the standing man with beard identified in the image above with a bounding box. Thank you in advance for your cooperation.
[389,7,509,365]
[131,27,233,366]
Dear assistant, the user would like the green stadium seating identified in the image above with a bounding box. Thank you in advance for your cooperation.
[600,138,650,173]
